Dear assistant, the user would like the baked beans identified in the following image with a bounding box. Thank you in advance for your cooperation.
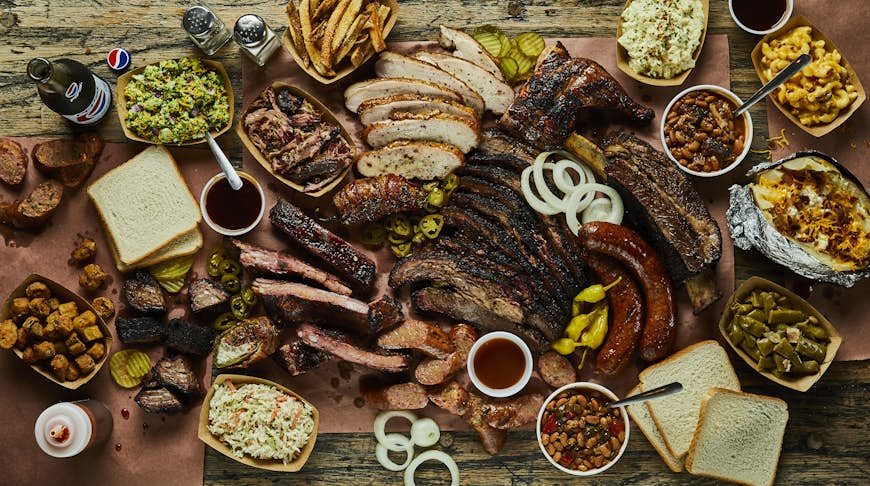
[539,387,626,472]
[664,89,746,173]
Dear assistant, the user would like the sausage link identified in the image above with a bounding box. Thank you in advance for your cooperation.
[582,252,644,375]
[577,222,677,361]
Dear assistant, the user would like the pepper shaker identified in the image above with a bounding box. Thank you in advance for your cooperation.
[182,5,232,56]
[233,14,281,67]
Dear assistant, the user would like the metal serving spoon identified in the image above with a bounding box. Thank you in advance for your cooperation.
[734,52,812,117]
[607,382,684,409]
[205,132,243,190]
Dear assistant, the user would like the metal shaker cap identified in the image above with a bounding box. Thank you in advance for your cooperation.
[183,6,215,36]
[234,14,267,46]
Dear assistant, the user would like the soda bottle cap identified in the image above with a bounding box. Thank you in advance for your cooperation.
[106,48,131,72]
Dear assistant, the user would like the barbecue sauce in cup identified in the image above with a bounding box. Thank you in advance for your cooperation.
[467,331,533,397]
[200,171,265,236]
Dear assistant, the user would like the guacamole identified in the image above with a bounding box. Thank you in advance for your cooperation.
[124,58,230,144]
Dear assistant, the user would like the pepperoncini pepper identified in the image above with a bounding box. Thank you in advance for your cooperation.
[573,276,623,311]
[577,302,608,349]
[564,313,591,341]
[551,338,581,355]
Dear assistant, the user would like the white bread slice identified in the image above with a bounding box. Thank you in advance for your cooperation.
[626,384,685,472]
[412,51,514,114]
[87,145,201,266]
[639,340,740,459]
[109,226,202,273]
[363,112,481,153]
[685,388,788,486]
[374,52,485,115]
[437,25,504,80]
[356,141,464,180]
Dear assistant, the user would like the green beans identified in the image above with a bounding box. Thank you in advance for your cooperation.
[725,288,830,379]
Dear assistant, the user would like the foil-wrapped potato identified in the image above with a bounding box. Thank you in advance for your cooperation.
[728,151,870,286]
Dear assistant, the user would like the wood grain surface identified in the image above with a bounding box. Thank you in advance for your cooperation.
[1,1,868,484]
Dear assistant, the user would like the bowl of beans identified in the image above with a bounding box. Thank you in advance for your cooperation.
[536,382,629,476]
[660,84,753,177]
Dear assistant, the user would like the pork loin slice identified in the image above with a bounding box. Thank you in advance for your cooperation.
[358,93,478,126]
[377,319,454,359]
[344,78,462,113]
[356,141,464,180]
[413,51,514,114]
[297,323,410,373]
[437,25,504,81]
[363,113,481,153]
[374,52,485,115]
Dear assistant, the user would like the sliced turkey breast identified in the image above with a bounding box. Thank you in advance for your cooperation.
[344,78,462,113]
[358,93,478,127]
[437,25,504,81]
[363,113,481,153]
[374,52,485,115]
[413,51,515,114]
[356,141,464,180]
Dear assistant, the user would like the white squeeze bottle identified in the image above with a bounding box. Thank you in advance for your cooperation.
[34,400,113,457]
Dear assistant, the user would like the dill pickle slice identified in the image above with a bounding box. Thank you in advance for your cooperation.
[513,51,534,77]
[498,56,519,81]
[473,32,503,57]
[158,276,185,293]
[125,350,152,379]
[149,255,195,281]
[110,350,151,388]
[515,32,545,58]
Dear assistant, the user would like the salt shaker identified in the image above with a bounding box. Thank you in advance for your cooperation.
[233,14,281,67]
[182,5,232,56]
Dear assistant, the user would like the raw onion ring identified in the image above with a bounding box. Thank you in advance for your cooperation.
[552,158,588,193]
[521,166,560,215]
[410,418,441,447]
[377,433,415,471]
[533,154,569,210]
[374,411,417,452]
[582,198,613,224]
[403,450,460,486]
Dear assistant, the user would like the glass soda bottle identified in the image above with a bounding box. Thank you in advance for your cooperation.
[27,58,113,125]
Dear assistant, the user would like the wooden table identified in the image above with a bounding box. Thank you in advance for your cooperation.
[1,1,867,484]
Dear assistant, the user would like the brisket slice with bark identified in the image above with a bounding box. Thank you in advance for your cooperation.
[269,199,376,294]
[296,323,410,373]
[254,278,402,336]
[601,130,722,311]
[411,286,547,352]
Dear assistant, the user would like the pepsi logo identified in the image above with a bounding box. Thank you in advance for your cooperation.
[106,48,131,71]
[65,82,81,101]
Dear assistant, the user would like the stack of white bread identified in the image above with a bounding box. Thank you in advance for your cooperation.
[87,145,202,272]
[627,340,789,486]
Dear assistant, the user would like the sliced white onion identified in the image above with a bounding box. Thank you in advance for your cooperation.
[374,411,417,452]
[533,155,569,211]
[565,183,625,234]
[410,418,441,447]
[521,166,560,215]
[552,159,589,193]
[403,450,460,486]
[582,198,613,224]
[377,433,415,471]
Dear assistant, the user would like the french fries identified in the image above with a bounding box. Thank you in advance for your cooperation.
[287,0,391,77]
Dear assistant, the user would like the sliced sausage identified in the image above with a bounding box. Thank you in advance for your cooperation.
[359,376,428,410]
[414,323,477,385]
[2,180,64,229]
[537,351,576,388]
[377,319,454,359]
[0,139,27,187]
[481,394,545,429]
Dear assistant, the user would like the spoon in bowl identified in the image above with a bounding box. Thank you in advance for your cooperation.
[734,53,812,117]
[607,382,684,409]
[205,132,243,190]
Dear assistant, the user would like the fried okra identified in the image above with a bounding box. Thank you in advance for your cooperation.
[79,263,107,291]
[0,319,17,349]
[91,297,115,320]
[71,238,96,265]
[25,281,51,299]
